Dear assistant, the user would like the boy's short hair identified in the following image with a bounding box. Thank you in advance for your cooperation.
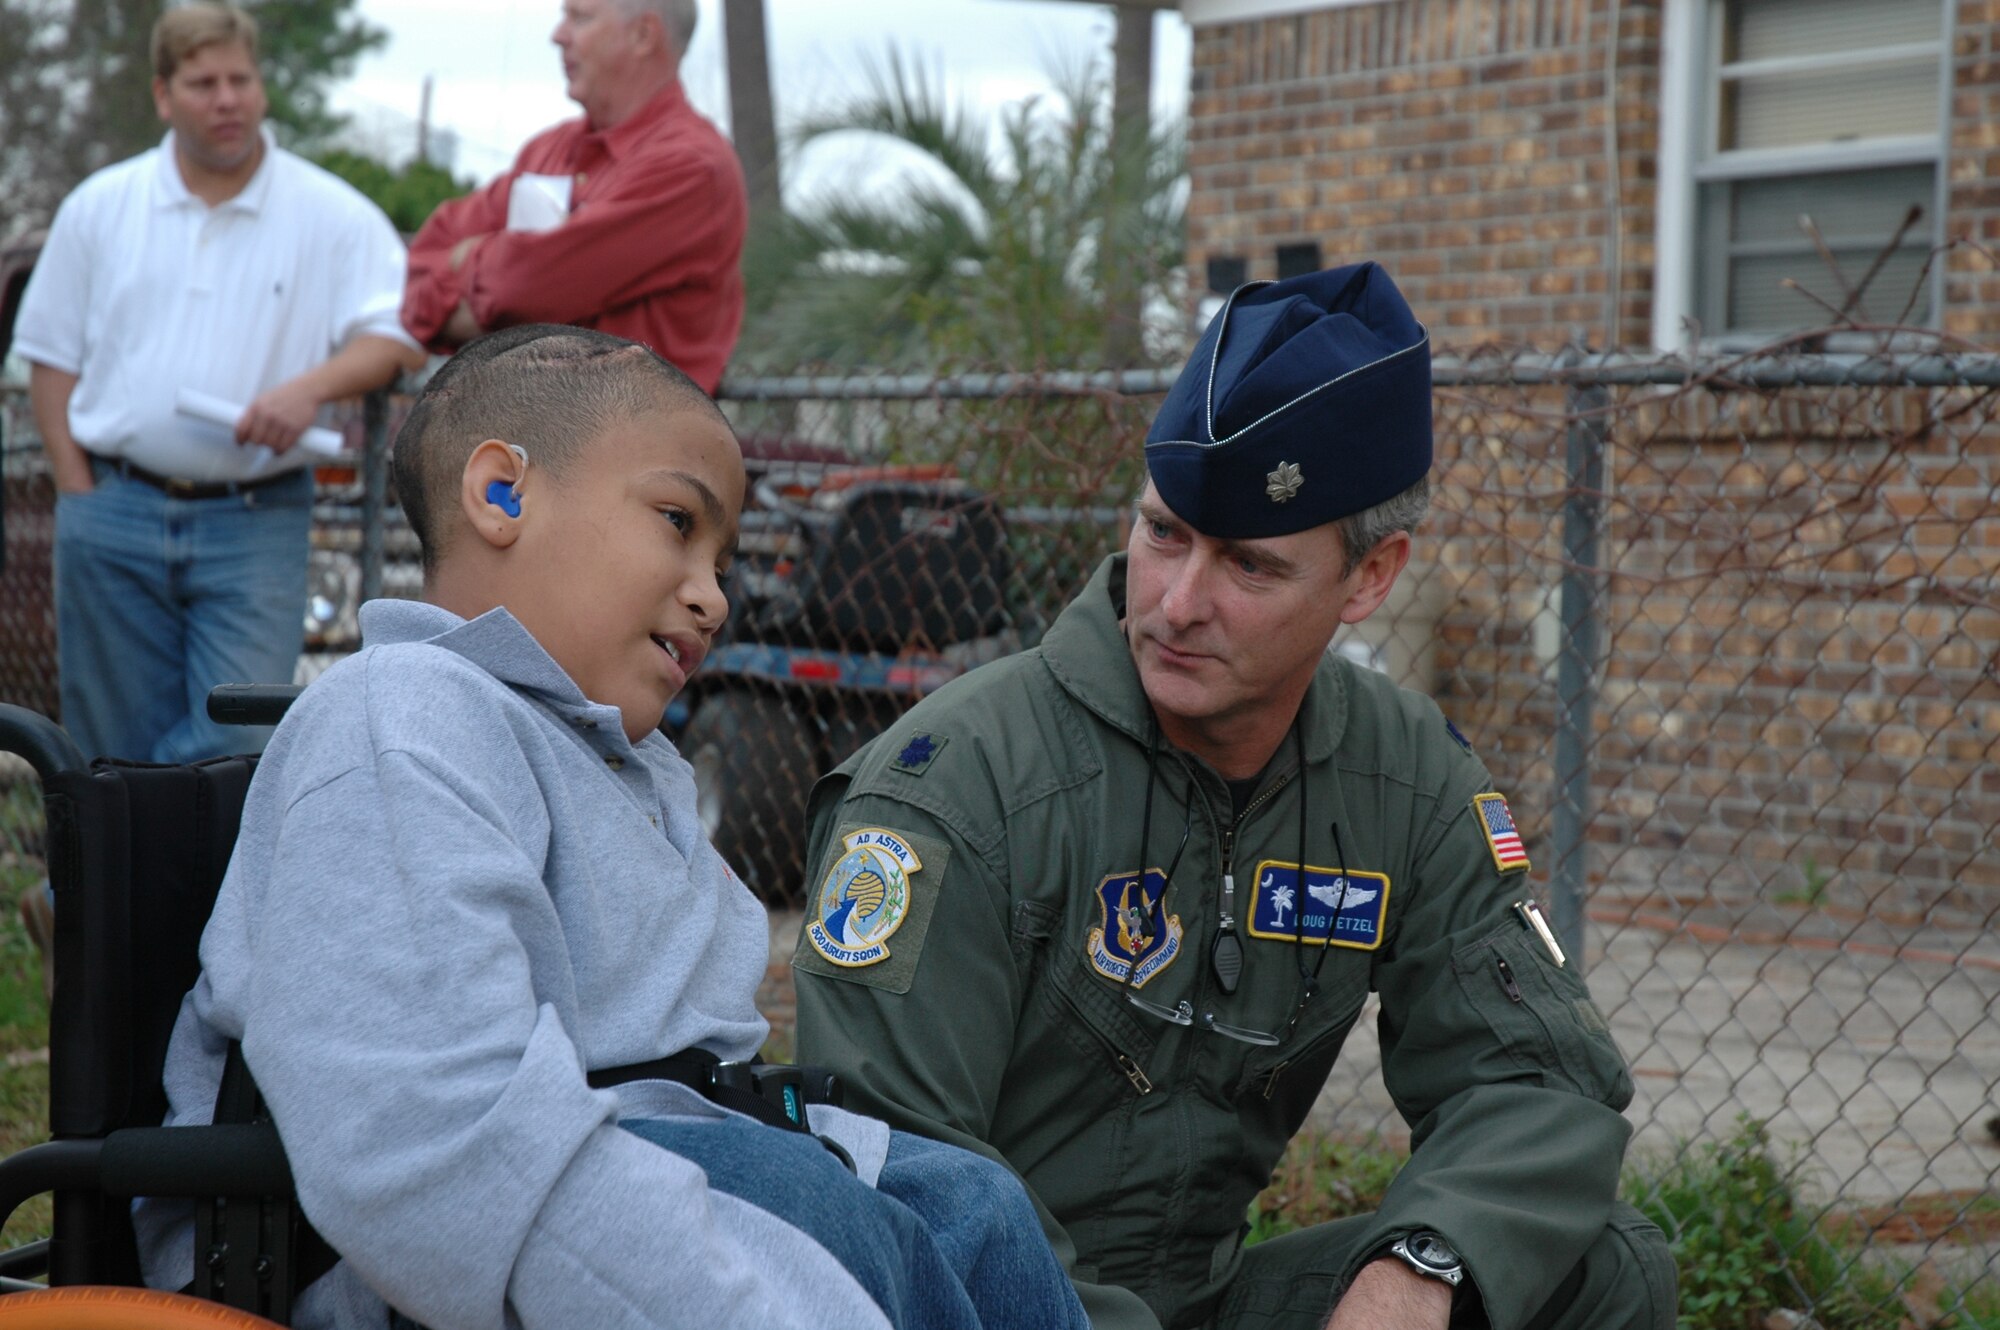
[152,3,259,82]
[393,324,727,571]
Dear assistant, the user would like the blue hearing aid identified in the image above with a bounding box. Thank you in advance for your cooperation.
[484,480,522,517]
[485,444,530,517]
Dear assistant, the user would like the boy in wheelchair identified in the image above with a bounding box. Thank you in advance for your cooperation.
[135,326,1089,1330]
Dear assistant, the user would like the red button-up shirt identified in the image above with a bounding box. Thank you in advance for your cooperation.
[402,81,746,392]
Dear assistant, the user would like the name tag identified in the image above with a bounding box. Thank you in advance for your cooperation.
[1245,861,1390,951]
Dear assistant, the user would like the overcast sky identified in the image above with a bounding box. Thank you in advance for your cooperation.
[330,0,1192,203]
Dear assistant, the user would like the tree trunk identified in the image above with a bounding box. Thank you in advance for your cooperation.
[723,0,782,221]
[1102,4,1155,368]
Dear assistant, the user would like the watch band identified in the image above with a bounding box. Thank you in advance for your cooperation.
[1387,1231,1465,1287]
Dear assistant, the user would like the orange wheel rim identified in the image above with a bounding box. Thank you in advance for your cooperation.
[0,1287,287,1328]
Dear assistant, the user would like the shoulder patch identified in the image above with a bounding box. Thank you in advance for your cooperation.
[793,823,951,994]
[1473,793,1531,873]
[891,732,947,776]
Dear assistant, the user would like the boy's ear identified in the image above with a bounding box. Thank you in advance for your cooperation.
[460,438,530,550]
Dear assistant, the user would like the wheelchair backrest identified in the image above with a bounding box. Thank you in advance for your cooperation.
[46,756,257,1140]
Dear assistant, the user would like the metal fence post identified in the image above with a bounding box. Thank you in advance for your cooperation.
[1551,375,1607,966]
[360,388,388,606]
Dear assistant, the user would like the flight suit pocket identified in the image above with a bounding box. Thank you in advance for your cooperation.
[1231,983,1365,1103]
[1450,923,1633,1107]
[1045,958,1163,1099]
[1012,899,1060,967]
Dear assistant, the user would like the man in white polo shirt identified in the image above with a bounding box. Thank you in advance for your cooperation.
[13,1,422,765]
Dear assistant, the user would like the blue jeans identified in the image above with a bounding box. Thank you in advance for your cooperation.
[621,1118,1089,1330]
[54,462,312,762]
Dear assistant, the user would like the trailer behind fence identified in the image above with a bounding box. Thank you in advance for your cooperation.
[3,346,1996,1321]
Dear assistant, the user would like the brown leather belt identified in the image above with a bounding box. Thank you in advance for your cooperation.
[95,454,303,501]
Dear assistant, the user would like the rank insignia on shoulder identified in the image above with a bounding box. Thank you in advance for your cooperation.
[1087,869,1184,988]
[1474,793,1531,873]
[1444,717,1474,753]
[1246,862,1390,951]
[892,732,947,776]
[806,828,922,968]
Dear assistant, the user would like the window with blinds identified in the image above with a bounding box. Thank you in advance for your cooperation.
[1692,0,1947,337]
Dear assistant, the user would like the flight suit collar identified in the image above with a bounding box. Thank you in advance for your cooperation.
[1040,553,1350,768]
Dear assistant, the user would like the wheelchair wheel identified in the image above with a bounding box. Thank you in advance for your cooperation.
[0,1287,285,1327]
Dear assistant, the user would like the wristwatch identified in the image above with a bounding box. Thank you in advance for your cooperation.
[1386,1231,1465,1287]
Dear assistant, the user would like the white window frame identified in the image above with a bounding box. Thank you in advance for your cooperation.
[1652,0,1955,349]
[1181,0,1383,24]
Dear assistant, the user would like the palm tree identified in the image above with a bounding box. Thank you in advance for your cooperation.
[737,47,1186,373]
[1271,882,1295,930]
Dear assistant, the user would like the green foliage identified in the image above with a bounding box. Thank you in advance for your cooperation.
[245,0,387,148]
[1775,854,1833,907]
[1937,1275,2000,1329]
[0,781,50,1248]
[1244,1133,1405,1247]
[312,149,472,234]
[1625,1115,1915,1330]
[739,47,1185,373]
[1257,1121,1987,1329]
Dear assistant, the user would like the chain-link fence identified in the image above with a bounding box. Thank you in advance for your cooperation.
[671,351,2000,1322]
[4,349,1997,1316]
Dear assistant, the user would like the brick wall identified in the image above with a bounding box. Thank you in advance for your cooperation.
[1186,3,2000,916]
[1187,0,1662,351]
[1407,379,2000,918]
[1946,2,2000,342]
[1190,0,2000,351]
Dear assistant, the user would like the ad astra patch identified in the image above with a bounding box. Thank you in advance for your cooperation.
[1474,793,1531,873]
[1246,861,1390,951]
[806,827,921,967]
[1087,868,1184,989]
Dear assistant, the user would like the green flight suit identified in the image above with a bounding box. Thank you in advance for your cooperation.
[793,555,1673,1330]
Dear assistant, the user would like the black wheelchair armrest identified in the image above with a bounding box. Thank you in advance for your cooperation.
[0,1123,293,1239]
[205,685,305,728]
[0,1140,103,1233]
[98,1124,293,1198]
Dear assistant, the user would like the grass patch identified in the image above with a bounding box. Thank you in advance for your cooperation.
[1246,1132,1403,1246]
[1252,1116,1997,1329]
[0,780,50,1248]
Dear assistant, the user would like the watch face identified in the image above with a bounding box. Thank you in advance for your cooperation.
[1408,1232,1460,1273]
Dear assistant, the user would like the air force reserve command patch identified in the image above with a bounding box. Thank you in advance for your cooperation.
[807,828,922,967]
[1246,862,1390,950]
[1087,869,1184,988]
[1474,793,1531,872]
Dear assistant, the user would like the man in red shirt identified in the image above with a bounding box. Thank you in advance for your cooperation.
[402,0,746,392]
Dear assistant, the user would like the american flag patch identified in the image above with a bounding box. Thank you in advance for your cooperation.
[1473,793,1530,872]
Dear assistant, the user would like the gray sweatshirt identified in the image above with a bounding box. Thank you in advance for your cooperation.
[137,601,891,1330]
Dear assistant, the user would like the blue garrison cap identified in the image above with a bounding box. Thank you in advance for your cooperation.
[1145,262,1432,539]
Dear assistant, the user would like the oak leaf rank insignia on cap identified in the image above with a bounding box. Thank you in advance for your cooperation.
[1265,461,1304,503]
[1146,261,1432,539]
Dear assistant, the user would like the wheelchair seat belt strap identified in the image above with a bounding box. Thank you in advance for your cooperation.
[588,1050,844,1135]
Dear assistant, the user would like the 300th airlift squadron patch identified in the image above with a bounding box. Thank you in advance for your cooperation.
[806,828,921,967]
[1087,869,1184,988]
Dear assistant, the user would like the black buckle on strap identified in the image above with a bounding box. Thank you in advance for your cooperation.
[588,1052,844,1134]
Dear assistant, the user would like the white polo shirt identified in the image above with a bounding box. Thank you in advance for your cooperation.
[14,129,417,483]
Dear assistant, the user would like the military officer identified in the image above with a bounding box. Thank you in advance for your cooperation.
[791,263,1675,1330]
